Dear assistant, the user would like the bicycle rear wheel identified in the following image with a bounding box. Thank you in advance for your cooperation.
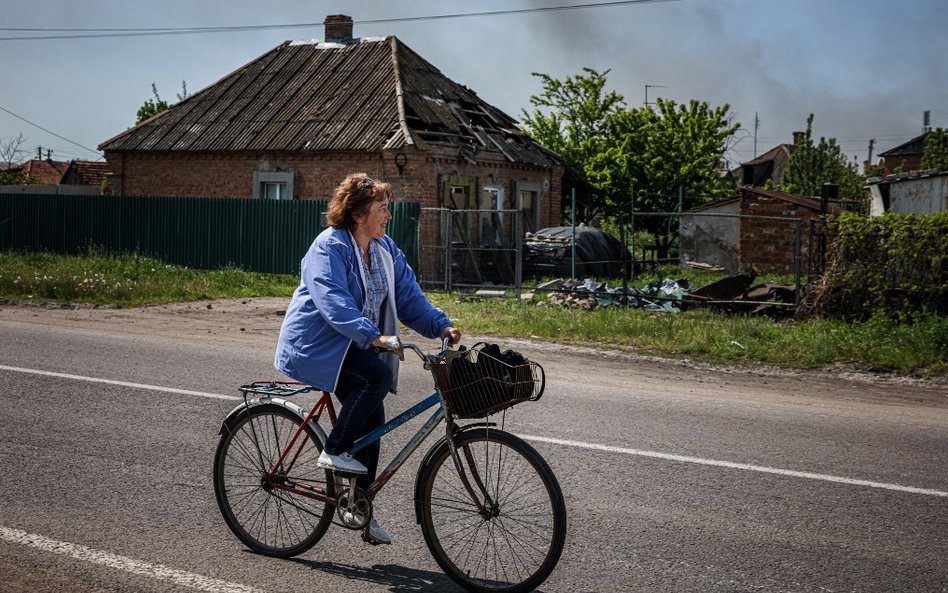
[213,404,335,557]
[418,428,567,593]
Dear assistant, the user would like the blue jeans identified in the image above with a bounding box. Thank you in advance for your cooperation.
[324,345,393,488]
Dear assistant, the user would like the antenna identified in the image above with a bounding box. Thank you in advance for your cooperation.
[644,84,668,107]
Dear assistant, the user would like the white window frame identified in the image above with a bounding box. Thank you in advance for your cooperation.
[253,171,295,200]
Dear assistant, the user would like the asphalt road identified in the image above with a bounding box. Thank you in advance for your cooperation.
[0,318,946,593]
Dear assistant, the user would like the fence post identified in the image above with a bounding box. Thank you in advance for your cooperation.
[444,209,453,291]
[794,218,802,305]
[515,209,523,296]
[570,187,576,281]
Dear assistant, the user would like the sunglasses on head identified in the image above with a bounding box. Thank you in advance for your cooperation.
[360,177,375,189]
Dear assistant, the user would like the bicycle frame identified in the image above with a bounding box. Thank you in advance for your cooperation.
[256,387,446,505]
[243,339,495,516]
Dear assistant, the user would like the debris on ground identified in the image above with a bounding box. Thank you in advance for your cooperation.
[539,271,797,316]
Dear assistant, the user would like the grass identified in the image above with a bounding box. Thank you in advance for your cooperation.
[1,250,945,377]
[427,294,948,375]
[0,250,298,306]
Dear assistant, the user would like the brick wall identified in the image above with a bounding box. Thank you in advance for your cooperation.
[104,148,563,282]
[739,193,819,275]
[106,151,389,199]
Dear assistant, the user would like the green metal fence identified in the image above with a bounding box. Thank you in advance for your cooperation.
[0,194,420,275]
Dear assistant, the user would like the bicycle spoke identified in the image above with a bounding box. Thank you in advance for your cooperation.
[419,429,566,592]
[214,405,335,558]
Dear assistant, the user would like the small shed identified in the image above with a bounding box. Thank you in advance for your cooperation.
[739,187,825,275]
[867,170,948,216]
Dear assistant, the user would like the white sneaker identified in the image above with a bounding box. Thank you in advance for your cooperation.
[363,518,392,545]
[317,450,367,475]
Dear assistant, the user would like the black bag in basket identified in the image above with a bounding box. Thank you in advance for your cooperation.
[447,343,535,417]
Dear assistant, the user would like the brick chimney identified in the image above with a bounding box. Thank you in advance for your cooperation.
[792,131,805,146]
[324,15,353,43]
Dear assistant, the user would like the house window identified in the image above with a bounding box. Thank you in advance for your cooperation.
[263,182,287,200]
[252,171,295,200]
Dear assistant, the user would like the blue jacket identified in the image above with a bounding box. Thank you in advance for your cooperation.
[274,226,452,393]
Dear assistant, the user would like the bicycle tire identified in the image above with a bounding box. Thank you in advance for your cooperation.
[417,428,567,593]
[213,404,335,558]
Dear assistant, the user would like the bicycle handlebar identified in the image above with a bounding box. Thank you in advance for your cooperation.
[400,336,454,365]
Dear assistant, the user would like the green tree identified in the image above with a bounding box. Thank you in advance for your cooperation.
[135,81,189,124]
[628,98,738,213]
[921,128,948,171]
[520,68,625,219]
[781,114,863,200]
[521,69,739,224]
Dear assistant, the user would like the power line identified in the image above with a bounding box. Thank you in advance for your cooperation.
[0,0,687,41]
[0,105,101,156]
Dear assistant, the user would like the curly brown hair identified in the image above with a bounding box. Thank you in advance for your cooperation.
[326,172,393,231]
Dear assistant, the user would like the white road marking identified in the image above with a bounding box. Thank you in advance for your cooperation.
[3,364,945,498]
[0,364,238,400]
[521,434,948,498]
[0,527,266,593]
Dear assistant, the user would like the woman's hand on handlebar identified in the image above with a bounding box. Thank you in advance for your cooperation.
[372,334,405,360]
[439,326,461,350]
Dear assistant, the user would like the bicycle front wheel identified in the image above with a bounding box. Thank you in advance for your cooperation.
[213,404,335,558]
[418,428,567,593]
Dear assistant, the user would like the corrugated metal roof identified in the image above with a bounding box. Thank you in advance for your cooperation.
[99,36,560,167]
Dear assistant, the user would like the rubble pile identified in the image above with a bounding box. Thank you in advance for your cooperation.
[539,272,797,316]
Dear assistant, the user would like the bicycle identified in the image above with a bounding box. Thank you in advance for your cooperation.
[213,339,567,593]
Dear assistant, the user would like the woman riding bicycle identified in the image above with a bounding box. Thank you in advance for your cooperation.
[273,172,461,545]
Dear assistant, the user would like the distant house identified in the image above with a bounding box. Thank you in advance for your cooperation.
[98,15,568,281]
[878,132,929,175]
[867,170,948,216]
[0,158,109,195]
[61,160,111,187]
[730,142,794,188]
[14,159,69,184]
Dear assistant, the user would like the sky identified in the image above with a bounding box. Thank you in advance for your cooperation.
[2,0,946,171]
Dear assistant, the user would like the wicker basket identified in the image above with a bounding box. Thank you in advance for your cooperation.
[430,343,544,419]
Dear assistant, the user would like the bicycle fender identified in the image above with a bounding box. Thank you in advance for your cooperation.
[412,422,495,524]
[218,397,328,445]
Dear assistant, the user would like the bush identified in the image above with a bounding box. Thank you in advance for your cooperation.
[802,211,947,320]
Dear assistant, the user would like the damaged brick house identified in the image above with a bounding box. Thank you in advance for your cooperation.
[98,15,567,281]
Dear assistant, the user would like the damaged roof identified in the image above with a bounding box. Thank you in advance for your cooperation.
[740,186,824,210]
[99,36,560,167]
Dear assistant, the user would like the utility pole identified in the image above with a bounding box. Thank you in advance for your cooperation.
[644,84,667,107]
[754,111,760,158]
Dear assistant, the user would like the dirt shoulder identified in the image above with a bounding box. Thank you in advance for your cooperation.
[1,297,945,412]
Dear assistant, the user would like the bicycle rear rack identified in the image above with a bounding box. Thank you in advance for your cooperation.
[239,381,313,398]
